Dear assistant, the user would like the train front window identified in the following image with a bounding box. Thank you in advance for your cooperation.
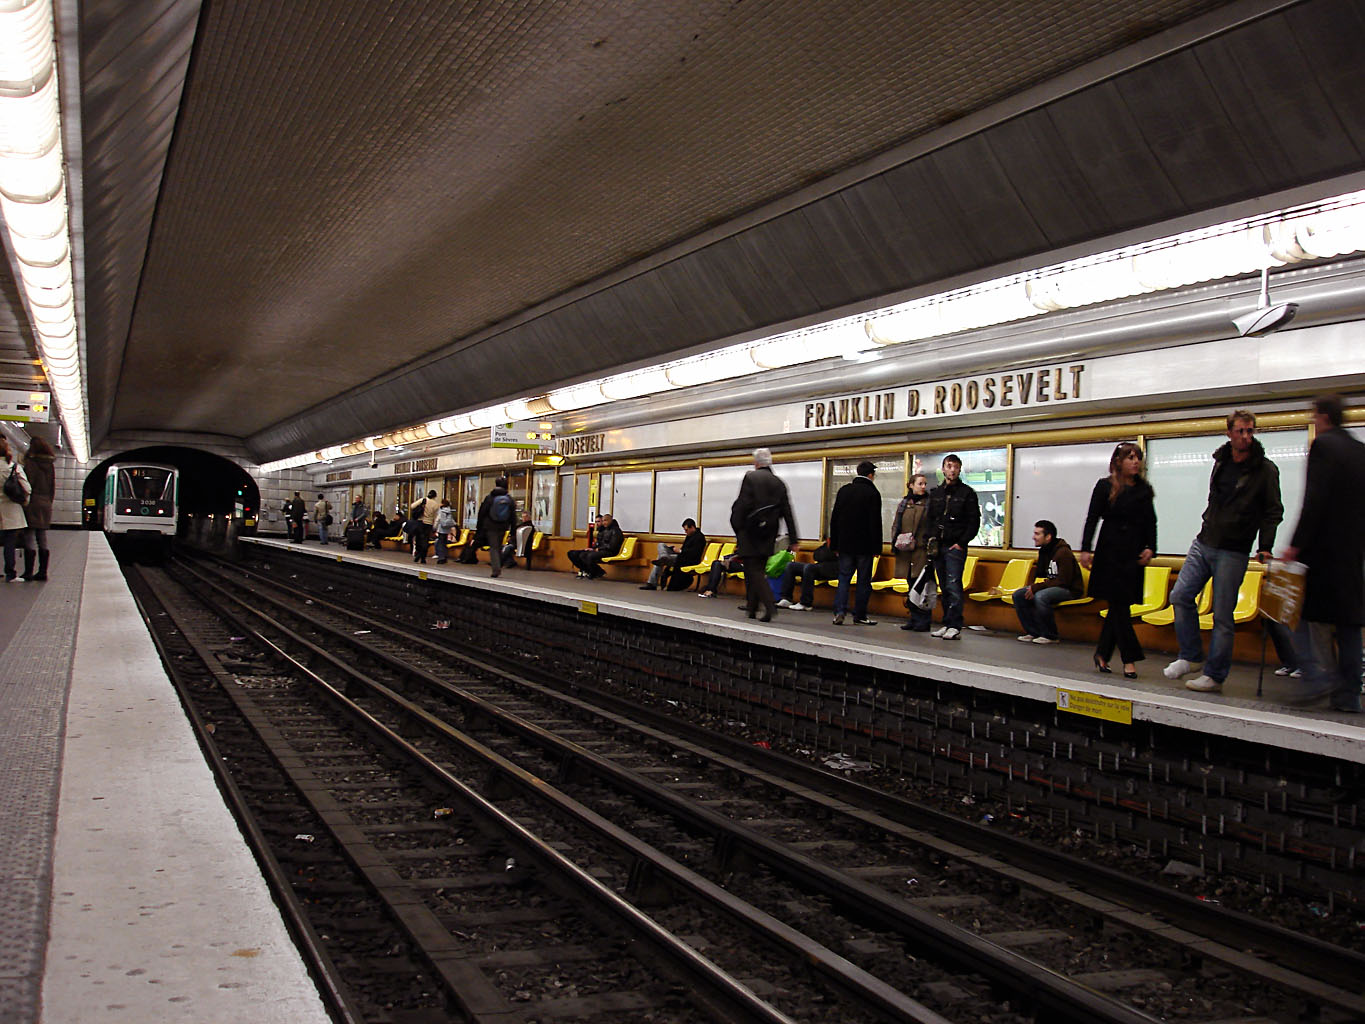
[117,468,172,503]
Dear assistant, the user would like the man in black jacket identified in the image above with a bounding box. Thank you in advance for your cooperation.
[1166,410,1283,693]
[925,454,980,640]
[475,477,514,577]
[640,518,707,590]
[569,513,624,579]
[828,461,882,625]
[1284,395,1364,712]
[730,448,798,621]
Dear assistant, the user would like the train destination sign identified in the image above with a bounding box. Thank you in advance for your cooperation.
[492,420,557,451]
[799,363,1087,430]
[0,389,51,423]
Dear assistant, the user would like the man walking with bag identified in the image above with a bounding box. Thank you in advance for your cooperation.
[313,493,332,545]
[730,448,798,622]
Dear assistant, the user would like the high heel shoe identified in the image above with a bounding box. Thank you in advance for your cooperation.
[1123,665,1137,679]
[1093,653,1111,674]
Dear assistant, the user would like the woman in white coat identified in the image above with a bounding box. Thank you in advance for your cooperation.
[0,436,30,582]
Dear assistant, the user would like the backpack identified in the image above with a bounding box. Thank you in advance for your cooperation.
[490,492,513,524]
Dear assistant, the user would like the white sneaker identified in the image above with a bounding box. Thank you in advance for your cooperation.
[1163,658,1201,680]
[1016,634,1036,643]
[789,602,807,611]
[776,598,792,608]
[1273,666,1292,677]
[1291,669,1302,678]
[1031,636,1060,645]
[941,627,961,640]
[1185,674,1222,692]
[931,626,948,638]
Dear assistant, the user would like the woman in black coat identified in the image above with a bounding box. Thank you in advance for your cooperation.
[1079,442,1157,678]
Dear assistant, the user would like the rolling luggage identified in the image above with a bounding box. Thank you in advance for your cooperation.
[345,522,366,551]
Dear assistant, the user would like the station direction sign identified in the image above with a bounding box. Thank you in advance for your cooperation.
[0,389,51,423]
[491,420,556,451]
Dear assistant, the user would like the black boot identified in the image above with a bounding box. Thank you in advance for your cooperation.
[32,548,49,581]
[20,548,36,581]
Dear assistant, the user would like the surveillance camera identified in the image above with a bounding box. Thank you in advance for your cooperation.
[1233,301,1298,337]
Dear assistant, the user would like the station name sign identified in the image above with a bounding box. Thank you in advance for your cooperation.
[557,432,606,456]
[393,457,438,475]
[800,363,1087,430]
[325,470,353,483]
[0,389,51,423]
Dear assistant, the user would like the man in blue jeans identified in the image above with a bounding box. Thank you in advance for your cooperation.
[1165,410,1283,692]
[925,454,980,640]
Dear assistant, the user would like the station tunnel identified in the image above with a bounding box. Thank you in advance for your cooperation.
[81,445,259,532]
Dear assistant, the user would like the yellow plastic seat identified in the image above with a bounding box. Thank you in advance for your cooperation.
[1100,565,1169,618]
[970,558,1032,602]
[875,553,977,595]
[600,535,637,565]
[680,541,720,575]
[1058,565,1092,607]
[960,554,979,590]
[1197,568,1262,628]
[816,555,879,586]
[1142,578,1212,626]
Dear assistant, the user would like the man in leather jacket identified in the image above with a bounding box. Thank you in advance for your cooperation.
[925,454,980,639]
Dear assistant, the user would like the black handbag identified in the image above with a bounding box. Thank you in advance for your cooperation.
[3,464,27,505]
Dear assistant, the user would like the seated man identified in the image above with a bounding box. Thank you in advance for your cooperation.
[568,513,624,579]
[368,511,390,548]
[775,540,839,610]
[698,551,743,598]
[640,518,707,591]
[1013,519,1084,644]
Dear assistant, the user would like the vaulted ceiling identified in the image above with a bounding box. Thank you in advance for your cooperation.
[3,0,1362,462]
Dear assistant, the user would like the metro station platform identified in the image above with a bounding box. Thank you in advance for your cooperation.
[245,534,1365,767]
[0,531,329,1024]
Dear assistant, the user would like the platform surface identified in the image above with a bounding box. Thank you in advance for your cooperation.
[0,531,329,1024]
[247,535,1365,765]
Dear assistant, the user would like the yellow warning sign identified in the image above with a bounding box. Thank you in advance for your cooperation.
[418,571,428,581]
[579,601,598,615]
[1055,688,1132,724]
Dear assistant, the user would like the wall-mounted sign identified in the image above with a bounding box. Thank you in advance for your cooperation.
[557,432,605,456]
[393,457,438,475]
[798,363,1088,430]
[0,389,51,423]
[325,470,353,482]
[492,420,556,450]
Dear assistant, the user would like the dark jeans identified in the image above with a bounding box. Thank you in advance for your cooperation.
[484,527,505,574]
[1096,600,1143,664]
[1013,585,1071,640]
[741,556,775,618]
[569,549,606,577]
[434,531,450,562]
[1266,618,1299,670]
[2,528,20,579]
[1300,620,1363,711]
[780,562,836,605]
[835,552,873,618]
[288,518,304,542]
[933,546,968,629]
[412,522,432,561]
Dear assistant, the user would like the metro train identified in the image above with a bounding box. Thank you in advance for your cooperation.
[102,462,179,537]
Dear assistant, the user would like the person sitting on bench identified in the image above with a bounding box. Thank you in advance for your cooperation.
[640,518,707,590]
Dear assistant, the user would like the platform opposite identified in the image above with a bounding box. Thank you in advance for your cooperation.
[36,536,329,1024]
[244,535,1365,766]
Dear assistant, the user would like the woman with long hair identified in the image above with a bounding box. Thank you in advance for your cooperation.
[892,472,933,631]
[1079,442,1157,678]
[0,436,30,582]
[21,434,55,580]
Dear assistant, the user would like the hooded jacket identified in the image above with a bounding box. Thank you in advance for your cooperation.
[1197,438,1282,555]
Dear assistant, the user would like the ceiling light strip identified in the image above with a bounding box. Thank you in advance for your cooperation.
[0,0,88,462]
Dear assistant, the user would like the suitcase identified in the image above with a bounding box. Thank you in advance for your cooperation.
[345,524,366,551]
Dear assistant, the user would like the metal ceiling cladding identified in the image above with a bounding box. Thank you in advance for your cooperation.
[11,0,1361,462]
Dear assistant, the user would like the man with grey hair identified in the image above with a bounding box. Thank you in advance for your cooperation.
[730,448,798,621]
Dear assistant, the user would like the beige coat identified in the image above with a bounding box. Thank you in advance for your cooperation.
[892,494,930,581]
[0,457,29,532]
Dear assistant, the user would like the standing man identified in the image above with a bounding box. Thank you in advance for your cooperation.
[730,448,798,622]
[1013,520,1084,644]
[409,489,439,563]
[286,492,305,543]
[1283,395,1364,712]
[828,461,882,625]
[312,493,332,545]
[1165,410,1283,692]
[475,476,515,577]
[925,454,980,640]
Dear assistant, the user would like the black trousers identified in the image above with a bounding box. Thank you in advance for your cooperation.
[1096,600,1144,664]
[741,556,775,619]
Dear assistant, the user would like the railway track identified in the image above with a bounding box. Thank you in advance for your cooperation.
[136,549,1365,1023]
